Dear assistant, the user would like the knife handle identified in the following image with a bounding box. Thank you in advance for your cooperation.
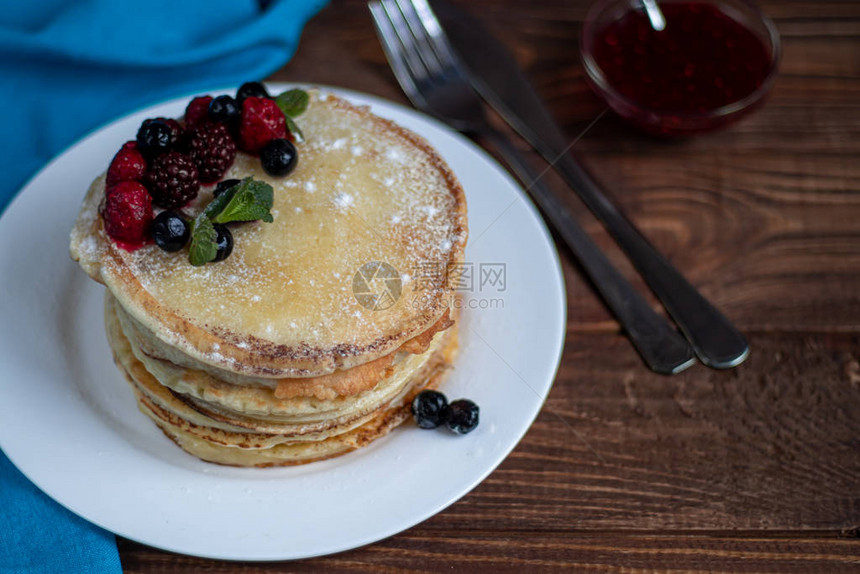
[555,155,749,369]
[481,128,695,375]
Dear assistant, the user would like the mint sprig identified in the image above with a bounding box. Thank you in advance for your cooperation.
[208,177,274,224]
[284,115,304,141]
[189,213,218,266]
[276,88,309,141]
[276,89,309,118]
[188,177,275,265]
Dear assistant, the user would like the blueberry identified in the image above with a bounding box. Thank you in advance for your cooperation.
[212,223,233,262]
[260,138,298,177]
[213,178,241,198]
[236,81,270,105]
[208,95,240,125]
[151,211,190,252]
[411,390,448,429]
[444,399,479,434]
[136,120,173,158]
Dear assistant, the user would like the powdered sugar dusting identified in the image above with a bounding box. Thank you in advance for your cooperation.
[385,148,404,163]
[332,192,354,210]
[93,90,466,355]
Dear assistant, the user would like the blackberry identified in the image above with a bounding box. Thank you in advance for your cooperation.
[411,390,448,429]
[187,123,237,183]
[144,151,200,209]
[208,95,240,125]
[236,81,271,105]
[444,399,480,435]
[214,178,241,198]
[260,138,298,177]
[212,224,233,262]
[151,211,190,252]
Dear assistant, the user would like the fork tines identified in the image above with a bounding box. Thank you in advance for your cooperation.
[370,0,465,89]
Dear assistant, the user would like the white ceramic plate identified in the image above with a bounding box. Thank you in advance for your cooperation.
[0,85,565,561]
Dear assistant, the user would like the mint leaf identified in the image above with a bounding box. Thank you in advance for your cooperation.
[203,182,240,220]
[188,213,218,266]
[284,115,304,142]
[211,178,274,224]
[276,89,309,118]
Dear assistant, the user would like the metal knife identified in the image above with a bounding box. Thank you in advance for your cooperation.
[432,0,749,369]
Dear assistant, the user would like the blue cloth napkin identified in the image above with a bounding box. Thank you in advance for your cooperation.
[0,0,326,570]
[0,451,122,573]
[0,0,328,215]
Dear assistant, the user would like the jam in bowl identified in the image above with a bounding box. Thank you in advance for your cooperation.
[581,0,781,135]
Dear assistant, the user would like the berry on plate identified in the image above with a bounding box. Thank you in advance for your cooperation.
[239,97,287,153]
[145,151,200,209]
[151,211,190,252]
[187,123,237,183]
[101,181,153,245]
[236,81,271,105]
[213,179,241,198]
[106,142,147,186]
[444,399,480,435]
[412,390,449,429]
[212,223,234,262]
[185,96,213,128]
[260,138,298,177]
[136,119,180,158]
[208,95,240,126]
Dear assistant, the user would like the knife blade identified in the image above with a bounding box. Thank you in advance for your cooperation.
[433,0,749,369]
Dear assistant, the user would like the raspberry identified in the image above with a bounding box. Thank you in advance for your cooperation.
[187,123,237,183]
[145,151,200,208]
[239,97,287,153]
[106,141,147,186]
[101,181,153,245]
[185,96,213,128]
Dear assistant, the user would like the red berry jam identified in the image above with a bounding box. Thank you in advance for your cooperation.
[587,1,775,133]
[112,238,152,253]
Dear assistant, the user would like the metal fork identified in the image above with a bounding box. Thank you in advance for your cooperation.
[369,0,696,374]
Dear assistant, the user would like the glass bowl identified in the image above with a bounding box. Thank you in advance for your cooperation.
[580,0,781,136]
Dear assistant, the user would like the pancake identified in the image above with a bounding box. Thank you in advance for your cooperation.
[69,88,469,466]
[71,91,468,378]
[105,292,459,466]
[116,289,456,400]
[111,294,450,427]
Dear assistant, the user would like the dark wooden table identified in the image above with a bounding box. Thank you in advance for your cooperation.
[118,0,860,571]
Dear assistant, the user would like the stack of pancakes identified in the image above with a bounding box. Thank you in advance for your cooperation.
[70,92,468,466]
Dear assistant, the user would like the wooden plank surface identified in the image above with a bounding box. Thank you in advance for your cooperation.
[119,533,860,573]
[118,0,860,570]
